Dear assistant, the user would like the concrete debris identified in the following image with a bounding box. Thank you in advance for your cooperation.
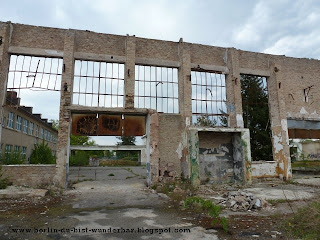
[218,190,268,211]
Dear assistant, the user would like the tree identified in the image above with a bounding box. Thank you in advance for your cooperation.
[30,141,56,164]
[70,135,95,146]
[116,136,137,160]
[241,74,273,161]
[116,136,136,145]
[50,119,59,131]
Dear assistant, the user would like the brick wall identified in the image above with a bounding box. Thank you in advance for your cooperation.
[1,165,56,187]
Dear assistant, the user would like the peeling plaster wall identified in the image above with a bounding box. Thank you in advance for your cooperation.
[252,162,278,178]
[198,132,234,183]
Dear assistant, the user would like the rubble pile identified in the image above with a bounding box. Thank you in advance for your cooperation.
[218,190,268,211]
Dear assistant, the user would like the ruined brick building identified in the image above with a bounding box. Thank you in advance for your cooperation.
[0,21,319,188]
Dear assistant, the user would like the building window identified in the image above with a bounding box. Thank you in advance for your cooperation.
[134,65,179,113]
[40,128,44,139]
[29,122,34,135]
[48,132,51,142]
[23,119,29,133]
[5,144,12,154]
[21,146,27,159]
[7,112,14,128]
[44,130,48,141]
[14,145,20,153]
[73,60,125,107]
[35,125,39,137]
[16,116,22,131]
[191,71,228,127]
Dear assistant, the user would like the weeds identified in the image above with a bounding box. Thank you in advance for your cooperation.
[0,165,12,189]
[72,178,94,184]
[184,196,228,232]
[282,201,320,239]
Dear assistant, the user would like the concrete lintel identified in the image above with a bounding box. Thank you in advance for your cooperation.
[190,63,229,74]
[287,119,320,130]
[67,105,151,115]
[74,52,125,63]
[136,57,179,68]
[70,145,146,151]
[190,127,249,133]
[8,46,64,58]
[240,68,270,77]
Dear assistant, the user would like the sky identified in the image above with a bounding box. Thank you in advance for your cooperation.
[1,0,320,145]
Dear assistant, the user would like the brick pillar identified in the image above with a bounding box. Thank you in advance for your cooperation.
[178,38,192,120]
[178,39,192,179]
[149,113,160,184]
[0,22,11,145]
[268,63,291,180]
[124,35,136,109]
[54,30,75,188]
[226,48,244,128]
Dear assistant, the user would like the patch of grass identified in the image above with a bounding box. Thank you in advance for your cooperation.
[292,160,320,169]
[72,178,94,184]
[108,173,115,176]
[99,160,138,167]
[267,199,291,205]
[283,180,298,185]
[184,196,228,232]
[282,201,320,239]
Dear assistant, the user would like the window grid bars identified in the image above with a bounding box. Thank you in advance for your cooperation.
[191,71,228,126]
[7,55,62,101]
[134,65,179,113]
[73,60,124,108]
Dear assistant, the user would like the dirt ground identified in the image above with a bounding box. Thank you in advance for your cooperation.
[0,167,319,240]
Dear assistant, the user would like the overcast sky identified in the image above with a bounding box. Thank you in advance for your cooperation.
[1,0,319,145]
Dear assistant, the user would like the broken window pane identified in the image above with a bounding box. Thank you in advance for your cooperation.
[191,71,228,127]
[134,65,179,113]
[73,60,124,108]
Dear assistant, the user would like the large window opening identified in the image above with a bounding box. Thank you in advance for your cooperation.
[241,74,273,161]
[134,65,179,113]
[73,60,124,108]
[2,55,61,165]
[191,71,228,127]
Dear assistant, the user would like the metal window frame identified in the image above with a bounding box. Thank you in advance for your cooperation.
[73,60,125,108]
[134,65,179,113]
[191,71,228,127]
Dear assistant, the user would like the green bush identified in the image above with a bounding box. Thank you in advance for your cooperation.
[0,165,12,189]
[30,141,56,164]
[0,151,24,165]
[69,151,89,166]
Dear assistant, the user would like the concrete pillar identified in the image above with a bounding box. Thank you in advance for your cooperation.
[226,48,244,128]
[124,35,136,109]
[188,129,200,187]
[0,22,11,145]
[54,30,75,188]
[268,63,291,180]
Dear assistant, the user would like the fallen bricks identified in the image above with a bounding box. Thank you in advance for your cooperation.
[218,190,269,211]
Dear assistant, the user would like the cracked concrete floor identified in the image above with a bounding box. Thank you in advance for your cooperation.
[0,166,219,240]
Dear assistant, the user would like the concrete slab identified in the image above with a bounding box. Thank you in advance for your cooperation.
[0,186,48,199]
[245,186,316,200]
[294,175,320,186]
